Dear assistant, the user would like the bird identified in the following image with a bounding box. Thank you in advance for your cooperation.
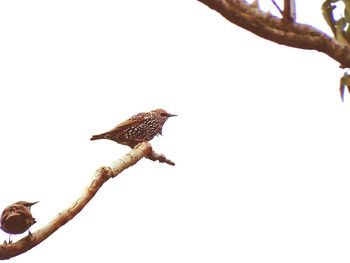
[0,201,38,244]
[90,108,177,148]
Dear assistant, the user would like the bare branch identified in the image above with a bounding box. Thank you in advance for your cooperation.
[197,0,350,68]
[0,142,173,259]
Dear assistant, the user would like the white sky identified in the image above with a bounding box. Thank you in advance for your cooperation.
[0,0,349,262]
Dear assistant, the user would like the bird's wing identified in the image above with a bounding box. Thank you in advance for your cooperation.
[106,113,147,133]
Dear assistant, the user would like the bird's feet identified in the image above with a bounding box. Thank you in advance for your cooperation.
[27,230,35,239]
[3,238,12,245]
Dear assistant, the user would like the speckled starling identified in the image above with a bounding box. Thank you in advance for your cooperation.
[0,201,38,243]
[90,108,176,148]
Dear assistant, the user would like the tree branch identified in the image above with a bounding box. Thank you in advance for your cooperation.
[197,0,350,68]
[0,142,174,260]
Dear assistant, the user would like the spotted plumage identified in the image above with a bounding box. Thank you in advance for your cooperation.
[90,109,176,148]
[1,201,38,243]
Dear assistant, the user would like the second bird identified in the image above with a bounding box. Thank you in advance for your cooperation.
[0,201,38,243]
[90,108,177,148]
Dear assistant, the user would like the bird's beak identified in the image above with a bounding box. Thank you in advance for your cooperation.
[168,113,177,117]
[29,201,39,207]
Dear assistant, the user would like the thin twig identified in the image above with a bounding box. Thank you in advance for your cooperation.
[147,150,175,166]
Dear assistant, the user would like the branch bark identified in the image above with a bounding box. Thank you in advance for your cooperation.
[0,142,174,260]
[197,0,350,68]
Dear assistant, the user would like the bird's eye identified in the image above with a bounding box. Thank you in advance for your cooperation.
[160,113,168,117]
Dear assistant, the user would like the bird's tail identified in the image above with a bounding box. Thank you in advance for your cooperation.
[90,134,105,141]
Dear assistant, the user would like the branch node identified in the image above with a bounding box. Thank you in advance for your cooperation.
[97,166,114,179]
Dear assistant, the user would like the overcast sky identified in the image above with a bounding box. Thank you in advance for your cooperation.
[0,1,349,262]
